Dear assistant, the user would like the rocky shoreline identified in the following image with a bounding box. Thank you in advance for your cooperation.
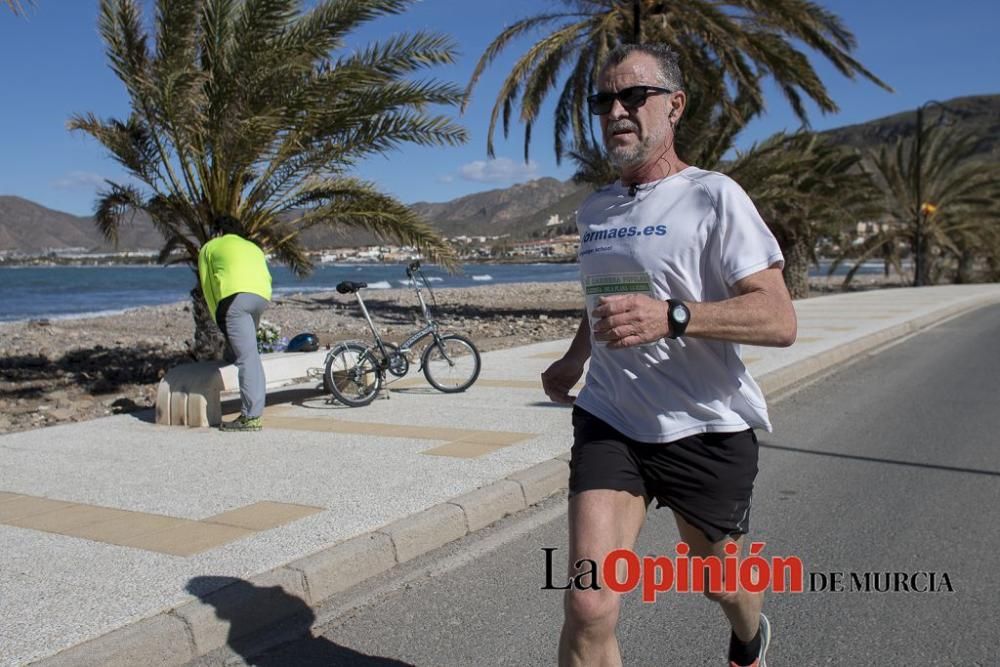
[0,275,908,435]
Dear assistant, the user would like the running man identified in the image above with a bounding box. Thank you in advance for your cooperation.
[541,44,796,667]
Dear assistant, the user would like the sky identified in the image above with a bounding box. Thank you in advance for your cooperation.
[0,0,997,217]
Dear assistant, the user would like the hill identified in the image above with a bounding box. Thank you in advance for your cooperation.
[2,94,997,256]
[0,196,161,254]
[820,94,1000,160]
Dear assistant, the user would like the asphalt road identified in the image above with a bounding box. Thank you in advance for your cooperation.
[229,304,1000,666]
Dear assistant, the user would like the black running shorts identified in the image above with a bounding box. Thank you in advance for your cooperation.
[569,406,759,543]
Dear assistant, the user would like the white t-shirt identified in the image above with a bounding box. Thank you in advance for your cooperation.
[575,166,784,443]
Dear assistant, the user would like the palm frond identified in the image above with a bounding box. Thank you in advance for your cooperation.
[5,0,34,17]
[277,177,458,271]
[93,182,146,247]
[466,0,891,162]
[76,0,465,282]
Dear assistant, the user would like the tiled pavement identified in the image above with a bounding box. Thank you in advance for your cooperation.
[2,284,999,666]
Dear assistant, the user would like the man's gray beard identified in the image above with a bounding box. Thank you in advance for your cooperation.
[605,124,666,170]
[607,143,647,169]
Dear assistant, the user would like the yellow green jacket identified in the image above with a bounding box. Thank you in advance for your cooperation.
[198,234,273,322]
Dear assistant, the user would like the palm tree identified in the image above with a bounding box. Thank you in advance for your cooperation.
[70,0,467,358]
[837,124,1000,287]
[463,0,890,170]
[723,132,881,298]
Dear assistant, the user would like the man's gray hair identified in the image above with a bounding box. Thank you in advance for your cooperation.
[599,43,684,91]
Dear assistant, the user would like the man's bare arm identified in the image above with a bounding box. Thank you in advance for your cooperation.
[541,315,592,404]
[591,267,796,348]
[685,267,796,347]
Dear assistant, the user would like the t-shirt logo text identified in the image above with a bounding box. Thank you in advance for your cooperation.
[582,225,668,243]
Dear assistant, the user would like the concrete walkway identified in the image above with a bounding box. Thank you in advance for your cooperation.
[2,284,999,666]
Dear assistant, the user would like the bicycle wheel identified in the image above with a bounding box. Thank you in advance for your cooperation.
[421,334,481,393]
[325,342,381,407]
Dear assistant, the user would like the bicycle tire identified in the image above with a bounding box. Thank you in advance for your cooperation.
[325,341,381,407]
[421,334,481,393]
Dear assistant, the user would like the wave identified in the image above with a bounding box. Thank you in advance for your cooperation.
[471,274,493,282]
[366,280,393,289]
[397,276,444,286]
[272,285,340,295]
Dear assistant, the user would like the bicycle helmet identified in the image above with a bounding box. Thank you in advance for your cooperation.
[286,332,319,353]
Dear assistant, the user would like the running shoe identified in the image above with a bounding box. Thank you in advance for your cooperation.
[219,415,262,432]
[728,613,770,667]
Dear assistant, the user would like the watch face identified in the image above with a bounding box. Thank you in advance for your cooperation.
[672,306,689,323]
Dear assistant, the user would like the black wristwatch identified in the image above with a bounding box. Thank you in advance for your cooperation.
[666,299,690,339]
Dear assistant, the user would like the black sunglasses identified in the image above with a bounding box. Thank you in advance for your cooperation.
[587,85,673,115]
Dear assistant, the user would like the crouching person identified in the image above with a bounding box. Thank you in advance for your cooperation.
[198,215,273,432]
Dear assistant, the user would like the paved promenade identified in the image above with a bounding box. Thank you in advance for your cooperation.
[2,284,999,666]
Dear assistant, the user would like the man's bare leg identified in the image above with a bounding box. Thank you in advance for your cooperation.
[672,512,763,641]
[559,489,649,667]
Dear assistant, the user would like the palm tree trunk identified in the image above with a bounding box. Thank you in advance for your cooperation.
[782,235,811,299]
[955,249,975,284]
[190,284,227,360]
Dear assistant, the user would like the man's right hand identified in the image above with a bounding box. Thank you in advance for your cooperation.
[541,356,586,404]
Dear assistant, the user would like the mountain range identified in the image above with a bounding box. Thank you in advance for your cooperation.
[2,93,997,256]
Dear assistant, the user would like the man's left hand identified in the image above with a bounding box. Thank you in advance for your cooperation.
[591,294,671,348]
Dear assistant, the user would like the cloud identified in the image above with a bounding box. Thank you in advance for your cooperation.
[457,157,539,183]
[52,171,106,189]
[437,174,455,184]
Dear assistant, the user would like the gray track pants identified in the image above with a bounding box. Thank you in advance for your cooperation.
[221,293,269,418]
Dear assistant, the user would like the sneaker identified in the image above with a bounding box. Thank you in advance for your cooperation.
[728,613,771,667]
[219,415,262,432]
[757,613,771,666]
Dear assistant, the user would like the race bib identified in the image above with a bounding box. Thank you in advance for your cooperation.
[584,272,654,346]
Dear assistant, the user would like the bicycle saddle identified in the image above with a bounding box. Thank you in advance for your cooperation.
[336,281,367,294]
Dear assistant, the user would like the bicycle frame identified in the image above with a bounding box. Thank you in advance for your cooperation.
[409,271,434,324]
[350,290,443,371]
[404,262,466,366]
[350,291,395,368]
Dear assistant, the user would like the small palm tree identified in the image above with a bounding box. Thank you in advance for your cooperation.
[70,0,467,358]
[464,0,889,169]
[724,132,881,298]
[841,124,1000,287]
[946,220,999,284]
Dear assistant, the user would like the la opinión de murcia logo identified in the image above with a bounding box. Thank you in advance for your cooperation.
[541,545,954,601]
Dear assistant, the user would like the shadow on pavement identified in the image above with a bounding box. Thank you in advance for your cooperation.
[759,441,1000,477]
[186,576,414,666]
